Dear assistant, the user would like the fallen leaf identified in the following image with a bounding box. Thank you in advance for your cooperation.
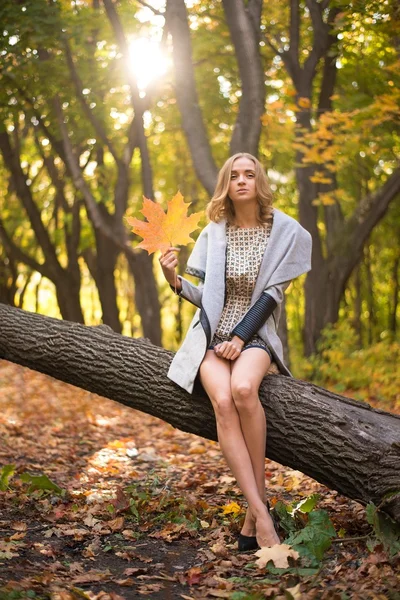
[137,582,164,594]
[255,544,300,568]
[108,516,125,531]
[115,578,135,586]
[200,520,210,529]
[72,569,111,583]
[210,541,229,557]
[220,501,241,515]
[186,566,202,585]
[83,514,99,527]
[9,532,26,540]
[285,583,303,599]
[11,522,27,531]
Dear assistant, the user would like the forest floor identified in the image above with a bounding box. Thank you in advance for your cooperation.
[0,360,399,600]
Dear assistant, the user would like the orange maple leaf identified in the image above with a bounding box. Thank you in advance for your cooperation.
[126,192,203,254]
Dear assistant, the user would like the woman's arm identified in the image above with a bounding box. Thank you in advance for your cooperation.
[159,247,205,308]
[230,282,291,344]
[170,276,204,308]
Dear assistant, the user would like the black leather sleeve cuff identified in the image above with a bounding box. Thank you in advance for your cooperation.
[231,293,277,343]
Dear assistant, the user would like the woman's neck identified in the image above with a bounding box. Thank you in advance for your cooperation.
[232,209,259,228]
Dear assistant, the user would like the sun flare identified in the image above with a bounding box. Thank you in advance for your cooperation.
[128,37,171,91]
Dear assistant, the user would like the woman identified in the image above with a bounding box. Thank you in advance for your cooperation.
[160,153,312,550]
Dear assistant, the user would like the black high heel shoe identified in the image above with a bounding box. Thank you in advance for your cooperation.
[237,502,277,552]
[238,532,259,552]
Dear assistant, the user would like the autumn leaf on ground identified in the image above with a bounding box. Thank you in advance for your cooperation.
[255,543,300,569]
[220,501,242,515]
[126,192,203,254]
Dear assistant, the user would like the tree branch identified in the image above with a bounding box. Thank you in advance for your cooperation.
[263,33,282,58]
[0,218,50,278]
[0,129,63,280]
[52,97,125,248]
[135,0,165,16]
[63,37,121,164]
[337,168,400,283]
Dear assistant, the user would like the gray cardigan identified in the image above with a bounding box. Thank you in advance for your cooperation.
[167,208,312,394]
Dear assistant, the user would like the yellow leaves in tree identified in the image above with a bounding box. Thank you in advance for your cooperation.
[297,97,311,109]
[312,193,337,206]
[126,192,202,254]
[309,171,333,185]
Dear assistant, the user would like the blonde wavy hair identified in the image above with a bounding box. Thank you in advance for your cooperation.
[206,153,274,225]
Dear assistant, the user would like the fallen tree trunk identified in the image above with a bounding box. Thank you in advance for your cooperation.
[0,303,399,522]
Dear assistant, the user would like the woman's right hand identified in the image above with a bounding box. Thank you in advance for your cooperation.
[159,247,181,290]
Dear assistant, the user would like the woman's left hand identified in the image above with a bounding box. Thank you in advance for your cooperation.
[214,336,244,360]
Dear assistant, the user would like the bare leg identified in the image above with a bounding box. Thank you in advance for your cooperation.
[199,351,273,543]
[231,348,280,547]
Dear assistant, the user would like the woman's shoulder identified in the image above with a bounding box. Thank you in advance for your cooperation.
[273,208,310,236]
[198,219,226,238]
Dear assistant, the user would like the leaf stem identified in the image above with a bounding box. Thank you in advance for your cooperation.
[331,533,371,543]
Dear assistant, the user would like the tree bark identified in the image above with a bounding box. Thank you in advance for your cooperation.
[0,303,399,523]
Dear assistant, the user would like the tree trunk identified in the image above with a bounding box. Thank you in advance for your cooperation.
[0,303,399,523]
[54,272,85,323]
[353,264,362,347]
[82,204,122,334]
[222,0,265,156]
[389,255,399,335]
[364,245,375,345]
[0,256,17,306]
[165,0,218,196]
[125,252,162,346]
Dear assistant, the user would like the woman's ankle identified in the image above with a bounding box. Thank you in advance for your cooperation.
[250,502,269,520]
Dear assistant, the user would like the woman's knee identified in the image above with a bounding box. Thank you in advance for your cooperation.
[231,380,259,412]
[210,392,236,422]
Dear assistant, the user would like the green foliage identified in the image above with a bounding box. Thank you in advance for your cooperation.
[125,473,204,528]
[273,495,337,566]
[293,321,400,409]
[366,502,400,558]
[285,510,337,564]
[0,590,48,600]
[0,464,16,491]
[19,472,64,496]
[288,493,321,516]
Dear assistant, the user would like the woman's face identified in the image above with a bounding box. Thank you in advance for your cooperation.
[228,157,257,206]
